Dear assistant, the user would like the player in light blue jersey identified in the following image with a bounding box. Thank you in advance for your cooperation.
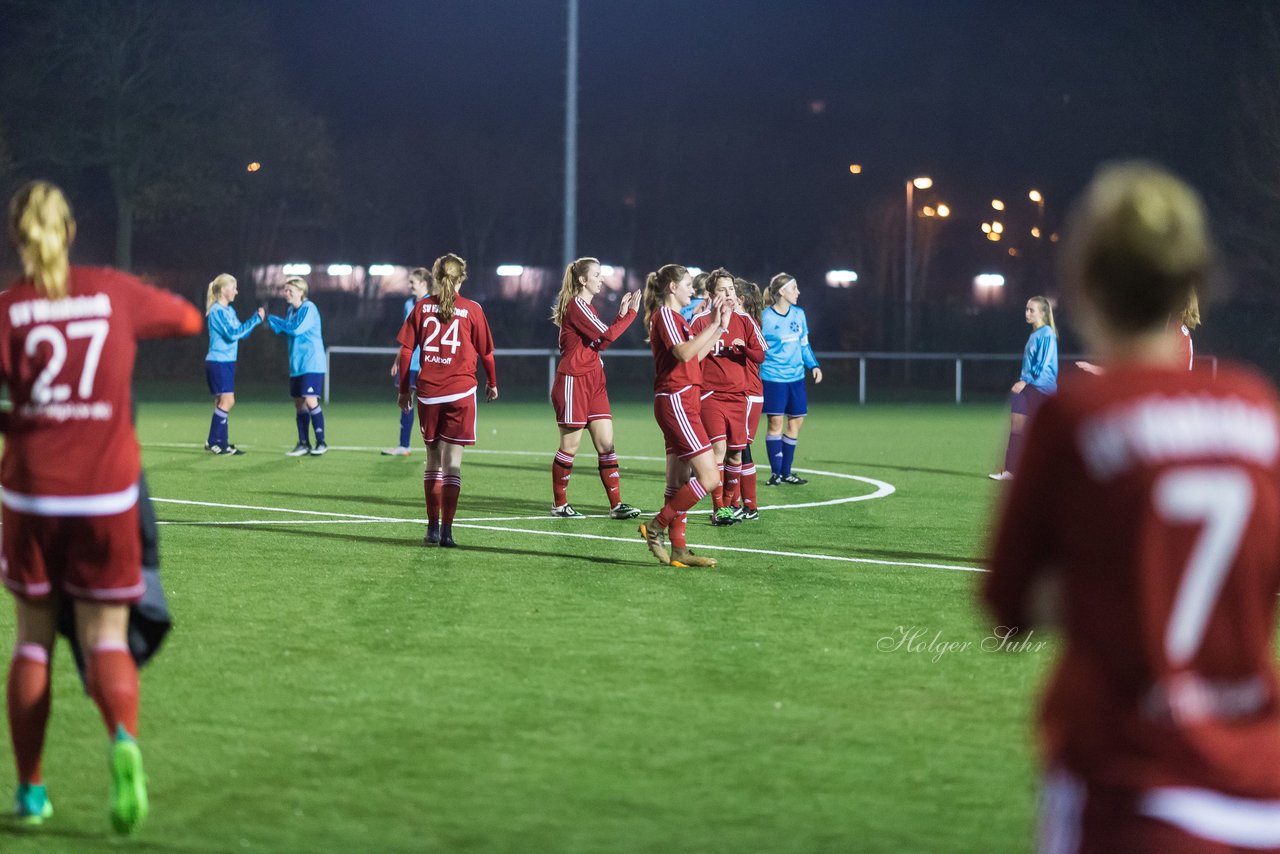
[383,267,430,456]
[760,273,822,485]
[267,276,328,456]
[989,295,1058,480]
[678,271,711,322]
[203,273,264,455]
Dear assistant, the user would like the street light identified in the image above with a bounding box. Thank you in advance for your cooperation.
[936,204,950,218]
[1028,189,1043,204]
[904,175,933,353]
[848,163,863,174]
[991,199,1005,211]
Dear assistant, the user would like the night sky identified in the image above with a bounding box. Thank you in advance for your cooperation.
[259,0,1253,268]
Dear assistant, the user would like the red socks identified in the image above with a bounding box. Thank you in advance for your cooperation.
[654,478,708,531]
[7,643,50,784]
[86,643,138,738]
[724,463,741,508]
[442,475,461,525]
[597,452,622,507]
[424,470,443,523]
[552,451,574,506]
[741,463,757,510]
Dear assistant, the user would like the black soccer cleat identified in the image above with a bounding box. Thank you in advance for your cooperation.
[439,525,456,548]
[780,474,808,485]
[423,521,441,546]
[765,474,782,486]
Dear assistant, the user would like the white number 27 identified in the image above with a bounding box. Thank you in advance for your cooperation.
[1154,466,1254,668]
[26,319,110,404]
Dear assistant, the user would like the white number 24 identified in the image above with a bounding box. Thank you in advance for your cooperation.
[421,317,461,354]
[1154,466,1255,668]
[25,319,110,404]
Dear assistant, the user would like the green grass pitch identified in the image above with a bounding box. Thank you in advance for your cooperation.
[0,396,1057,852]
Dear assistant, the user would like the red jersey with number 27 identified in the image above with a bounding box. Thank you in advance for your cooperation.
[986,363,1280,799]
[0,267,202,501]
[397,294,497,400]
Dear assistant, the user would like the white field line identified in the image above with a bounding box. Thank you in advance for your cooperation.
[150,497,983,573]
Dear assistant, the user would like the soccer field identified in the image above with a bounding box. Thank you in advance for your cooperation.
[3,398,1053,852]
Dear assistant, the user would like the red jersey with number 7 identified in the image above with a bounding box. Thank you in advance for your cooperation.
[0,267,202,505]
[985,363,1280,798]
[397,294,497,401]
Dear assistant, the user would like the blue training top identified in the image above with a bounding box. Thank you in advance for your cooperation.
[268,299,327,376]
[1020,324,1058,392]
[403,296,421,368]
[205,303,262,362]
[760,304,818,383]
[679,296,708,323]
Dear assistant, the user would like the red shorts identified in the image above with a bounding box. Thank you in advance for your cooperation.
[745,395,764,443]
[654,386,712,460]
[699,390,749,450]
[2,505,143,602]
[551,370,612,428]
[1039,768,1280,853]
[417,387,477,446]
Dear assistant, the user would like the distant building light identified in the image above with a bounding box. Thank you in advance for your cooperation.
[246,162,262,173]
[282,263,311,276]
[936,204,950,217]
[981,223,992,234]
[848,163,862,174]
[369,264,396,276]
[1029,189,1043,203]
[1049,232,1060,243]
[1008,248,1018,257]
[599,265,616,277]
[922,205,937,217]
[825,269,859,287]
[974,274,1006,288]
[991,221,1004,234]
[686,266,704,276]
[496,265,524,277]
[991,199,1005,211]
[327,264,353,276]
[987,232,1002,242]
[1031,227,1042,239]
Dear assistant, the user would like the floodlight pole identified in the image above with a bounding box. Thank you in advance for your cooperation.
[904,179,914,354]
[562,0,579,268]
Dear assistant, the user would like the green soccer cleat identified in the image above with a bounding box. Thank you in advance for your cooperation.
[711,507,738,526]
[108,728,148,835]
[550,503,586,519]
[13,782,52,826]
[608,503,641,520]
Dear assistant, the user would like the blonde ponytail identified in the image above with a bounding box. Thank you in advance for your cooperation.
[206,273,236,313]
[551,257,599,327]
[7,181,76,301]
[432,253,467,323]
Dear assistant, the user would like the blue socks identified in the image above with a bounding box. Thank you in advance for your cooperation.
[398,408,414,448]
[308,406,325,444]
[766,436,783,476]
[208,407,229,448]
[781,435,797,476]
[296,410,310,445]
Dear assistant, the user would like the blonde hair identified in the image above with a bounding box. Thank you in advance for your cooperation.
[642,264,689,336]
[1062,161,1212,333]
[8,181,76,301]
[431,253,467,323]
[766,273,795,306]
[206,273,236,313]
[736,278,763,327]
[284,276,308,296]
[1028,295,1057,337]
[1180,290,1201,330]
[551,257,599,327]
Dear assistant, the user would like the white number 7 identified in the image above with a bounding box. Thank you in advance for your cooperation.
[1154,467,1254,668]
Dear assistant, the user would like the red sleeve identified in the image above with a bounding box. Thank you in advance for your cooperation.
[983,399,1068,630]
[655,307,685,353]
[395,311,417,394]
[565,298,606,342]
[596,303,637,352]
[121,272,202,339]
[740,315,766,364]
[472,307,497,387]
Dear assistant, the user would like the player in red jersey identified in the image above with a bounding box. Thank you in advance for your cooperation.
[397,253,497,548]
[732,278,767,521]
[548,257,642,520]
[689,270,765,526]
[0,182,202,833]
[637,264,732,568]
[986,162,1280,853]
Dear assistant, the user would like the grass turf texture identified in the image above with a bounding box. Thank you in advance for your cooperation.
[0,398,1053,852]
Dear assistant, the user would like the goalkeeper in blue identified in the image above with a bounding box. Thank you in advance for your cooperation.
[268,276,329,456]
[760,273,822,485]
[203,274,264,455]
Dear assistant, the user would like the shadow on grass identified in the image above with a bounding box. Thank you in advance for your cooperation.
[0,821,198,851]
[199,524,651,567]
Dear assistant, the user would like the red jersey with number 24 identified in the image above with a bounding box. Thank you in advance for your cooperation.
[649,306,702,393]
[986,363,1280,799]
[397,294,497,400]
[0,267,202,500]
